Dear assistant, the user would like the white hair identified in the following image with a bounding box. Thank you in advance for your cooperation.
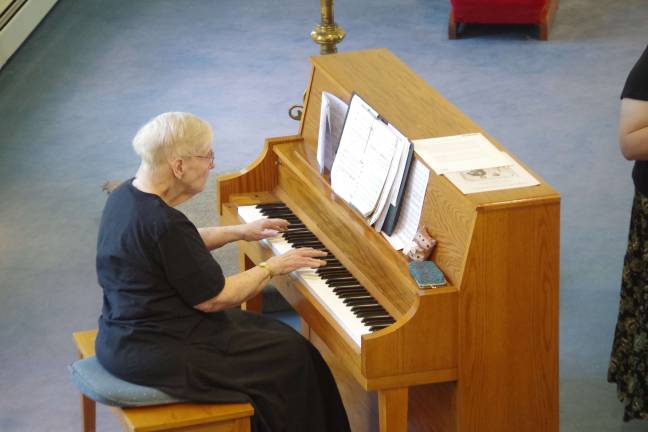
[132,112,213,169]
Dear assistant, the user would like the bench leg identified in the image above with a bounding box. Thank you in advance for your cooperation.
[81,394,96,432]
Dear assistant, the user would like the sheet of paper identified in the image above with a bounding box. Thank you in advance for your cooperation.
[316,92,348,174]
[444,152,540,194]
[413,133,509,175]
[350,119,398,216]
[383,160,430,250]
[331,96,398,217]
[369,133,405,226]
[373,132,411,231]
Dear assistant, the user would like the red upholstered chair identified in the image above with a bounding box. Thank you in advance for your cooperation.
[448,0,558,40]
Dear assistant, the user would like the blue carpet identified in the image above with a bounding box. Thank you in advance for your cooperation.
[0,0,647,430]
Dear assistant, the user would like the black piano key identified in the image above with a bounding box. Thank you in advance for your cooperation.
[256,203,288,210]
[333,288,367,296]
[318,269,353,278]
[369,325,389,332]
[258,208,293,215]
[353,308,388,317]
[343,297,376,306]
[337,292,371,299]
[353,311,388,319]
[327,279,360,287]
[259,210,298,219]
[287,240,325,248]
[316,266,346,273]
[283,233,318,240]
[331,284,365,291]
[351,304,386,313]
[362,317,395,326]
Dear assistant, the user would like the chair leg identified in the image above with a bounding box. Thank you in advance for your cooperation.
[538,22,549,40]
[448,11,458,39]
[81,394,96,432]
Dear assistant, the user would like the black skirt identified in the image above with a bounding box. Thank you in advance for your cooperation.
[609,190,648,421]
[99,309,351,432]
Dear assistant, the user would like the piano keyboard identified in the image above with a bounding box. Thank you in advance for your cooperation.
[238,203,395,347]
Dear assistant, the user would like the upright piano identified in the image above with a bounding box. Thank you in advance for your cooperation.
[217,49,559,432]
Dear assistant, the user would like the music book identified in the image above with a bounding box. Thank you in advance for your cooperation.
[330,93,413,230]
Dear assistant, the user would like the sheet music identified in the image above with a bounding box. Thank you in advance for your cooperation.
[373,130,411,231]
[383,160,429,250]
[317,92,348,174]
[369,134,405,226]
[331,96,398,217]
[413,133,508,175]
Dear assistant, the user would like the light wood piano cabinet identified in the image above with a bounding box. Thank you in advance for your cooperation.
[217,49,559,432]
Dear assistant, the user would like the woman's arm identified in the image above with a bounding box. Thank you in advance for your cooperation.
[198,218,289,250]
[193,248,326,312]
[619,98,648,160]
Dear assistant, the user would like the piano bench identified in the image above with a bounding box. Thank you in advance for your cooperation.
[70,330,254,432]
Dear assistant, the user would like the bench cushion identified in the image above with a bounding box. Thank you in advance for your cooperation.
[68,356,185,407]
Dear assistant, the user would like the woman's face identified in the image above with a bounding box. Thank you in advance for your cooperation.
[181,142,215,195]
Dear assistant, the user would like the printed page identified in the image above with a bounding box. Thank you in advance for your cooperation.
[351,118,398,217]
[444,152,540,194]
[383,160,430,250]
[413,133,509,175]
[331,95,397,217]
[316,92,348,174]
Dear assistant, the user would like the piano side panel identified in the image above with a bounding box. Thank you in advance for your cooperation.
[417,159,477,288]
[216,136,301,215]
[458,201,560,432]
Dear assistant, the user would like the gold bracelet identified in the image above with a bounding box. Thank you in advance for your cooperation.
[258,261,275,277]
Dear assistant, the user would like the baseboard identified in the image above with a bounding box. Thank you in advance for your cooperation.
[0,0,58,69]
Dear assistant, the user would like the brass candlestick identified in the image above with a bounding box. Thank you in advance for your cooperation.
[290,0,345,121]
[310,0,345,55]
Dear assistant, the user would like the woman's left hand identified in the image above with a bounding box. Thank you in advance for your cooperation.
[241,218,288,241]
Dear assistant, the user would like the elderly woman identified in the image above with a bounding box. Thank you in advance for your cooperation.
[95,112,350,432]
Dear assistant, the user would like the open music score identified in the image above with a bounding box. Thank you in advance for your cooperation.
[217,49,559,432]
[330,93,413,230]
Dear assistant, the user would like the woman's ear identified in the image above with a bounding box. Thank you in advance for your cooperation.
[170,157,185,179]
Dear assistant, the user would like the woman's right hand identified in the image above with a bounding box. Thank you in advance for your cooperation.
[266,248,328,275]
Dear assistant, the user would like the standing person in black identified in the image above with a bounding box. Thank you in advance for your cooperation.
[609,44,648,422]
[95,112,351,432]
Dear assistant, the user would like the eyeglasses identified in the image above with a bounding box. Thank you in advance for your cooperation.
[185,150,214,164]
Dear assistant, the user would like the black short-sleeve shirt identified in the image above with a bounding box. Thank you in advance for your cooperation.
[95,179,225,379]
[622,45,648,194]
